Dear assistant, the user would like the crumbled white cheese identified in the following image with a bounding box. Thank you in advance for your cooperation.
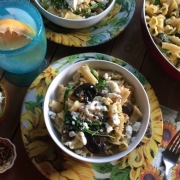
[75,149,87,157]
[69,131,76,137]
[103,73,111,80]
[0,92,4,104]
[83,100,108,120]
[107,93,122,99]
[111,114,120,126]
[48,111,56,119]
[87,101,108,111]
[65,0,85,10]
[106,81,120,93]
[105,122,113,133]
[133,122,141,132]
[83,122,89,129]
[77,132,87,145]
[95,0,109,5]
[64,141,72,147]
[126,125,132,139]
[101,87,109,95]
[71,111,80,120]
[0,92,4,112]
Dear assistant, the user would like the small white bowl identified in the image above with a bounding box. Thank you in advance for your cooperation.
[34,0,115,29]
[0,138,17,173]
[43,60,150,163]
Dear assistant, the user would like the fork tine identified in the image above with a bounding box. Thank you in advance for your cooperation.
[168,130,180,154]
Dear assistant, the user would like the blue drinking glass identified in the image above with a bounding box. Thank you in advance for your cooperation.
[0,0,48,86]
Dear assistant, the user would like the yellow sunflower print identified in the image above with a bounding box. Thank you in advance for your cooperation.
[118,83,163,180]
[139,165,163,180]
[21,107,94,180]
[99,4,121,25]
[46,28,91,46]
[29,66,57,97]
[161,121,177,148]
[171,162,180,180]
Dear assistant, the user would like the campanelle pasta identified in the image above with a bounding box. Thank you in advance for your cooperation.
[40,0,111,19]
[48,64,143,157]
[145,0,180,70]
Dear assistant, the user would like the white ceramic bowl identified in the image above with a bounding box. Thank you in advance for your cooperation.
[43,60,150,163]
[0,137,17,173]
[33,0,115,29]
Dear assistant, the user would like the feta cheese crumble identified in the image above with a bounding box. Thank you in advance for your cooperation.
[133,122,141,132]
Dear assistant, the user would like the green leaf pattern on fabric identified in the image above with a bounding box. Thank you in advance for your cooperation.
[110,162,131,180]
[24,94,43,113]
[91,162,113,173]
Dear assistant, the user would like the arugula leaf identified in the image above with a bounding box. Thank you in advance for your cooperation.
[157,33,171,43]
[174,30,180,38]
[90,67,99,79]
[90,67,106,89]
[154,0,161,5]
[162,49,170,57]
[90,3,107,10]
[63,85,73,111]
[96,79,106,89]
[53,0,68,8]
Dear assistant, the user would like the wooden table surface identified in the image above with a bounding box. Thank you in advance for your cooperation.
[0,0,180,179]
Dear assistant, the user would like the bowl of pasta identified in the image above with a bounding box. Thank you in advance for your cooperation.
[43,60,150,163]
[141,0,180,83]
[33,0,115,29]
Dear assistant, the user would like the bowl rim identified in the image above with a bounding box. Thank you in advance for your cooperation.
[141,0,180,76]
[0,84,9,122]
[0,137,17,173]
[43,60,150,163]
[34,0,116,22]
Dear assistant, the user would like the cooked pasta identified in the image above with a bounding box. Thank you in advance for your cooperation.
[40,0,111,19]
[145,0,180,70]
[48,64,143,157]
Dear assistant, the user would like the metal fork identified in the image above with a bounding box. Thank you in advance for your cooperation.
[162,130,180,180]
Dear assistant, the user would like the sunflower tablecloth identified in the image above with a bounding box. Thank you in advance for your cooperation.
[20,53,180,180]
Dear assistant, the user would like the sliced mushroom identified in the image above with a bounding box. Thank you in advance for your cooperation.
[122,104,133,116]
[73,83,98,102]
[85,132,107,154]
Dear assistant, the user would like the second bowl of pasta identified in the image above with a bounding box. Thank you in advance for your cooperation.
[43,60,150,163]
[141,0,180,83]
[34,0,115,29]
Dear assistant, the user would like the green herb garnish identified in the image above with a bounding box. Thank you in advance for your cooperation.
[90,67,106,89]
[154,0,161,5]
[157,33,171,43]
[162,49,170,57]
[63,85,73,111]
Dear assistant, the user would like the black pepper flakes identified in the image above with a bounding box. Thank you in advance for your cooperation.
[0,143,10,166]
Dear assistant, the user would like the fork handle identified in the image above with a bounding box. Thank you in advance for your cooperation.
[164,167,169,180]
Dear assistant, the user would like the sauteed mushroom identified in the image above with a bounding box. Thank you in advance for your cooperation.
[85,132,108,154]
[122,104,133,116]
[73,83,98,103]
